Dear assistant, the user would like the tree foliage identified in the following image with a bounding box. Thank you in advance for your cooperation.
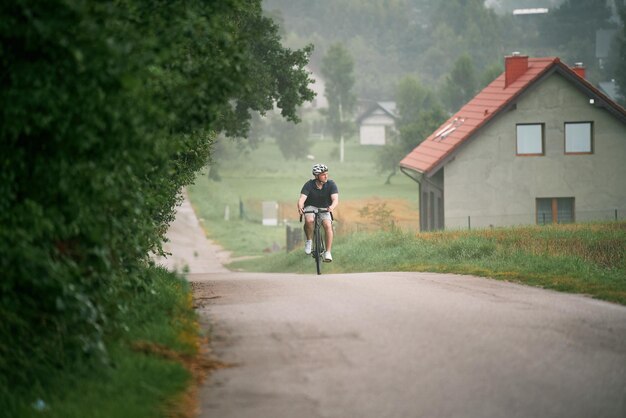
[539,0,614,75]
[320,43,356,142]
[441,53,478,113]
[614,3,626,105]
[270,114,312,160]
[377,76,446,183]
[266,0,620,101]
[0,0,313,389]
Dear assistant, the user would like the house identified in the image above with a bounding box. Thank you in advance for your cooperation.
[356,101,397,145]
[400,54,626,231]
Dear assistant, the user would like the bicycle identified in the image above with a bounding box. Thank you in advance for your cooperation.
[300,208,332,275]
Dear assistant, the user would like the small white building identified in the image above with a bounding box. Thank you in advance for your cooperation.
[357,101,397,146]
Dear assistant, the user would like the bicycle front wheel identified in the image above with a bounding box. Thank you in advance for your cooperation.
[314,226,323,275]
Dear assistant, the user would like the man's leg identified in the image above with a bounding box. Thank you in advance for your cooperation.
[303,215,314,254]
[322,219,333,251]
[322,219,333,261]
[304,216,314,240]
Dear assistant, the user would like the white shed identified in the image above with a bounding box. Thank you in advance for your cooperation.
[357,102,397,145]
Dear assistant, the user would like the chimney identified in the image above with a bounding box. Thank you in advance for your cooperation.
[572,62,586,79]
[505,52,529,87]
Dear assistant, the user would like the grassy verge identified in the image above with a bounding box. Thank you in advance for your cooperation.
[229,222,626,305]
[1,267,201,418]
[188,139,625,305]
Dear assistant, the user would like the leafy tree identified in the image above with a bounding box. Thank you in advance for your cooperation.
[320,43,356,162]
[0,0,313,389]
[479,61,505,90]
[378,76,446,183]
[215,4,315,137]
[425,0,503,77]
[270,113,312,160]
[441,53,478,113]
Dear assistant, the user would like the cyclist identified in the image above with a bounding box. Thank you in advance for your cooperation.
[297,163,339,262]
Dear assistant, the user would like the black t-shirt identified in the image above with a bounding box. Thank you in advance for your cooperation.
[300,179,338,208]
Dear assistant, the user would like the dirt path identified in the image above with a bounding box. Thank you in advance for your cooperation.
[154,190,230,275]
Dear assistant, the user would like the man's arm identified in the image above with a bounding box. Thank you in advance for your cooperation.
[328,193,338,213]
[297,193,308,215]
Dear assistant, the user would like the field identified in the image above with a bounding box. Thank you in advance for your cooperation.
[187,138,626,305]
[187,138,421,256]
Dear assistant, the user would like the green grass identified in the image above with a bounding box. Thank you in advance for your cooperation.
[1,267,198,418]
[230,223,626,305]
[189,138,626,305]
[193,138,419,202]
[188,138,420,257]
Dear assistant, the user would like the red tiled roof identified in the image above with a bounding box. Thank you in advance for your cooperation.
[399,57,626,176]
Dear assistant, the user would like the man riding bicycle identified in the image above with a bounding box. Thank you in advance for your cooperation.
[297,163,339,262]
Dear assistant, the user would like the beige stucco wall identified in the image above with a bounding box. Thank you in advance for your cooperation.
[444,72,626,229]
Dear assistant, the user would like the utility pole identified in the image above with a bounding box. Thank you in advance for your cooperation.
[320,43,355,165]
[339,103,344,163]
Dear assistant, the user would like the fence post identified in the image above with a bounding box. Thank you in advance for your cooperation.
[286,224,303,252]
[616,209,618,221]
[468,216,471,230]
[286,225,292,252]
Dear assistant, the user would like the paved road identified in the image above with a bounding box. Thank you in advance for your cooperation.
[160,194,626,418]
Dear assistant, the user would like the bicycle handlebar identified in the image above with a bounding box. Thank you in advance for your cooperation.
[300,208,333,222]
[302,208,329,214]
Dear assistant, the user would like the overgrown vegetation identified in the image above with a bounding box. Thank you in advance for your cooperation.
[1,0,312,412]
[1,268,199,417]
[230,222,626,305]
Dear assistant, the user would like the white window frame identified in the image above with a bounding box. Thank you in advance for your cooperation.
[565,122,593,154]
[516,123,544,156]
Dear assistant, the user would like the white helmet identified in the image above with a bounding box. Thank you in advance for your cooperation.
[312,163,328,175]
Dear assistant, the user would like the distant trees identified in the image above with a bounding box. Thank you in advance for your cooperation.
[265,0,620,101]
[320,43,356,162]
[422,0,504,82]
[441,54,478,113]
[270,113,312,160]
[613,3,626,105]
[377,76,446,183]
[539,0,615,80]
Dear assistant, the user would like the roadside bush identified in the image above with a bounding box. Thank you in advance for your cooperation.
[0,267,196,418]
[0,0,312,391]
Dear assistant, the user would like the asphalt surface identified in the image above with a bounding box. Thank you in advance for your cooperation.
[159,193,626,418]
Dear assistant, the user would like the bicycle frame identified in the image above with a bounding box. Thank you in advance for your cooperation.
[301,208,331,275]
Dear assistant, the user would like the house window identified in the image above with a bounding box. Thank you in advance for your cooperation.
[565,122,593,154]
[516,123,544,155]
[536,197,575,224]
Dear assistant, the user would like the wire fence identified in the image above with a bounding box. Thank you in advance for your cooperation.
[445,208,626,230]
[262,202,626,252]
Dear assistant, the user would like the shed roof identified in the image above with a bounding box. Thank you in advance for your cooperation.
[356,101,397,124]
